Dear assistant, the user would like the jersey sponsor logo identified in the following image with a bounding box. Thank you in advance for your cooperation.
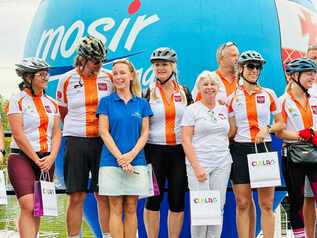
[131,111,142,119]
[311,105,317,115]
[256,95,265,104]
[45,105,52,113]
[57,91,62,99]
[174,95,182,102]
[98,83,108,91]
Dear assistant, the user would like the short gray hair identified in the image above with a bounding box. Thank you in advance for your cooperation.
[216,41,237,64]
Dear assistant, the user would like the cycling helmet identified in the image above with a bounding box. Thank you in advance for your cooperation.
[238,50,266,65]
[78,35,107,62]
[286,58,317,74]
[150,47,177,63]
[15,57,50,77]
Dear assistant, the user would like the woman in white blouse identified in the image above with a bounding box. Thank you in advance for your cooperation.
[181,70,234,238]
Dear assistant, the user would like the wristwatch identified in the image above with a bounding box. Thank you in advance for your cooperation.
[0,149,5,156]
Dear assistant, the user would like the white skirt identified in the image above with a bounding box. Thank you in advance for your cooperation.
[98,165,152,196]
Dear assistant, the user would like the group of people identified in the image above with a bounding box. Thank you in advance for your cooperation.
[4,34,317,238]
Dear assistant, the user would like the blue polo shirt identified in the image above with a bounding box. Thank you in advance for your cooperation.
[97,92,153,167]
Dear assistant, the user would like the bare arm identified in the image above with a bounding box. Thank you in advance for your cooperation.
[40,116,62,172]
[58,105,68,123]
[255,112,285,144]
[121,117,150,163]
[228,116,237,139]
[181,126,198,167]
[8,114,41,164]
[181,126,207,182]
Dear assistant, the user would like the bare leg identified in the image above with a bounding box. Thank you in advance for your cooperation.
[258,187,275,238]
[66,192,86,236]
[233,184,253,238]
[304,197,316,238]
[109,196,124,238]
[249,198,256,238]
[168,211,184,238]
[95,193,111,235]
[144,209,160,238]
[123,196,138,238]
[18,194,40,238]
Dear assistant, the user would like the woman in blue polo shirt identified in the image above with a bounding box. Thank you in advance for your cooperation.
[97,59,153,238]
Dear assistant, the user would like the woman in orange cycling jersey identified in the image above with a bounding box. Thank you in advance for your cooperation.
[278,58,317,238]
[8,58,61,238]
[228,51,284,238]
[143,47,192,238]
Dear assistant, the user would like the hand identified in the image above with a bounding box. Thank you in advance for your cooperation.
[119,151,136,165]
[122,163,134,174]
[298,128,314,141]
[193,164,208,182]
[37,155,54,172]
[255,127,269,144]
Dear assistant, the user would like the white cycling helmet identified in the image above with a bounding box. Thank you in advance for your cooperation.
[15,57,50,77]
[150,47,177,63]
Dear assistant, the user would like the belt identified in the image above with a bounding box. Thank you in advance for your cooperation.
[10,148,50,158]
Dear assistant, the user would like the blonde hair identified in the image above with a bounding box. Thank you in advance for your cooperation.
[112,59,141,97]
[196,70,219,90]
[149,62,187,103]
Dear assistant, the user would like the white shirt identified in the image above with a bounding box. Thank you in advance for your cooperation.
[181,101,232,167]
[8,89,59,152]
[56,68,112,137]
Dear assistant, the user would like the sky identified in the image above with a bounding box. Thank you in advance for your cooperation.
[0,0,41,99]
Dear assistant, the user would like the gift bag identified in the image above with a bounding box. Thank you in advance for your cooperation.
[34,172,58,217]
[0,170,7,205]
[190,190,221,226]
[139,164,160,199]
[247,143,281,188]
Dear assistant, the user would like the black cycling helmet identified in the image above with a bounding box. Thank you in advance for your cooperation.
[286,57,317,74]
[15,57,50,77]
[78,35,107,62]
[238,50,266,65]
[150,47,177,63]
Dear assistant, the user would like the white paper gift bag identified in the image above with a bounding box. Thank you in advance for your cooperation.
[34,172,58,217]
[190,190,221,226]
[247,143,281,188]
[0,170,7,205]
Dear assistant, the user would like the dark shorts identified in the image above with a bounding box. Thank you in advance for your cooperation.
[230,142,272,185]
[144,143,188,212]
[8,151,54,199]
[63,136,102,193]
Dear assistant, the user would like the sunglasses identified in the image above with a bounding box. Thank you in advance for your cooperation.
[90,58,103,65]
[218,41,237,54]
[245,63,262,71]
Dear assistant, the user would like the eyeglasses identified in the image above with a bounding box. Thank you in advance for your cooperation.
[245,63,262,71]
[34,72,49,78]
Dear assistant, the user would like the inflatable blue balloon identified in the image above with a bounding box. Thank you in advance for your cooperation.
[23,0,317,237]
